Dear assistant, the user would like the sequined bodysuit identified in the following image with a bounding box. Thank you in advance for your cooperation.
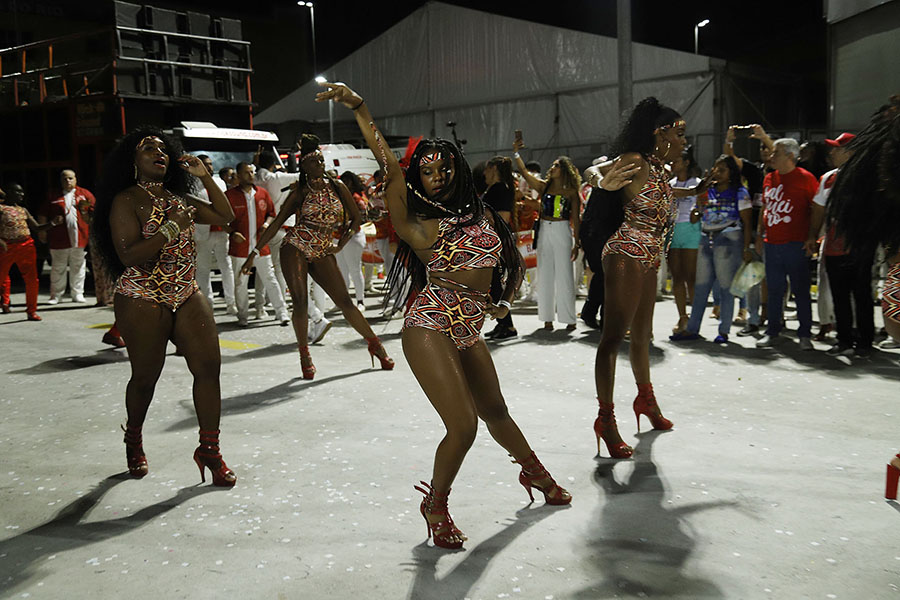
[114,190,198,311]
[404,214,502,350]
[284,182,344,260]
[602,156,675,270]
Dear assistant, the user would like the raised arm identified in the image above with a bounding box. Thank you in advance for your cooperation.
[511,137,547,194]
[316,81,430,248]
[180,155,234,226]
[724,126,744,171]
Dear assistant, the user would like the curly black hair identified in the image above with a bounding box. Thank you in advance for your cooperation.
[612,97,682,157]
[714,154,743,189]
[383,139,524,314]
[827,95,900,257]
[92,126,197,280]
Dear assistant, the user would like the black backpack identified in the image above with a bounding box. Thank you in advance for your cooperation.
[579,187,625,260]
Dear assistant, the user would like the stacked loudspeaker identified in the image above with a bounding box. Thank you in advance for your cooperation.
[114,1,249,103]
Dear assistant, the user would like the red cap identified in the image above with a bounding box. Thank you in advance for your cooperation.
[824,133,855,147]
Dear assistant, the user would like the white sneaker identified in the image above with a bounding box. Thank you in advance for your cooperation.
[237,317,249,327]
[309,317,332,344]
[226,304,237,315]
[73,294,87,303]
[47,297,59,305]
[278,311,291,326]
[255,307,268,320]
[756,334,780,348]
[798,337,814,351]
[880,338,900,349]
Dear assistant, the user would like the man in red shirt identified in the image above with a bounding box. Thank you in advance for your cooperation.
[226,162,289,327]
[757,138,820,350]
[44,170,94,304]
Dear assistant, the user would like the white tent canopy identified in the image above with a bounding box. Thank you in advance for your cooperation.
[257,2,717,167]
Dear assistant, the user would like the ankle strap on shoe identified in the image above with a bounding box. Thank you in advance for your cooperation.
[198,429,221,450]
[414,480,450,510]
[121,424,143,446]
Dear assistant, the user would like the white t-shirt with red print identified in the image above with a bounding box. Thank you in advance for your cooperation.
[762,166,818,244]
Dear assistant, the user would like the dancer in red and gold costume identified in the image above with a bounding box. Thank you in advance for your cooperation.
[0,183,59,320]
[242,133,393,379]
[318,81,570,551]
[93,127,237,486]
[591,98,706,459]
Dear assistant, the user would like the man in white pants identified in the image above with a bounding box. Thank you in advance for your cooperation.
[194,156,236,313]
[225,162,289,327]
[255,149,331,341]
[44,170,93,304]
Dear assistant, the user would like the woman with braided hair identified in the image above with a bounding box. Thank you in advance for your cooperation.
[93,127,237,486]
[590,98,707,459]
[824,95,900,498]
[317,80,571,550]
[241,133,393,379]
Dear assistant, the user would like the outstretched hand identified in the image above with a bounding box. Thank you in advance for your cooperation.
[599,159,641,191]
[315,81,363,110]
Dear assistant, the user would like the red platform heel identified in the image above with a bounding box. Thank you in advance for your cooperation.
[594,402,633,458]
[633,383,673,433]
[121,424,148,478]
[414,481,465,549]
[366,336,394,370]
[513,452,572,505]
[193,429,236,487]
[887,454,900,500]
[298,344,316,380]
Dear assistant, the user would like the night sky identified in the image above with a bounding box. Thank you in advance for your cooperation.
[133,0,826,113]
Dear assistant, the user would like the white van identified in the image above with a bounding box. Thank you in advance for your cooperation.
[169,121,280,173]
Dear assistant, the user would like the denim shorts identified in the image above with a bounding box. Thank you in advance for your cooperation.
[670,221,701,249]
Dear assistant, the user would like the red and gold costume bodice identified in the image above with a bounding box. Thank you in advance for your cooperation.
[0,205,31,243]
[426,214,502,273]
[115,189,198,311]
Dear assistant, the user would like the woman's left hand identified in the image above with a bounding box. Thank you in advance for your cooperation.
[178,155,208,178]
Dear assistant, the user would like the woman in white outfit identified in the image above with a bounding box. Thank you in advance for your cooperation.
[512,137,582,331]
[336,171,368,308]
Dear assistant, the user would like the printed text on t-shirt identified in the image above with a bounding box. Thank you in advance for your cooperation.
[764,184,793,226]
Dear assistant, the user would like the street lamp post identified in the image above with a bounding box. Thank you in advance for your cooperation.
[313,75,333,144]
[298,1,316,73]
[694,19,709,55]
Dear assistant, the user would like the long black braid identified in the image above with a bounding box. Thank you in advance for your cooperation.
[827,95,900,257]
[384,139,524,314]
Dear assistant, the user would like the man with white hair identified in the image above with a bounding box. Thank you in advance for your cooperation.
[756,138,820,349]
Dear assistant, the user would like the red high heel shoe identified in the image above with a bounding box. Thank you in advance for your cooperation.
[513,452,572,505]
[414,481,465,549]
[887,454,900,500]
[366,336,394,370]
[594,402,634,458]
[121,424,148,478]
[298,345,316,380]
[633,383,673,433]
[193,429,236,487]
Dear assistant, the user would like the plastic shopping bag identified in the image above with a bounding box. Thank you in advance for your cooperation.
[730,260,765,297]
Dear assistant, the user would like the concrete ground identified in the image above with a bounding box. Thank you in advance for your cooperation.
[1,286,899,600]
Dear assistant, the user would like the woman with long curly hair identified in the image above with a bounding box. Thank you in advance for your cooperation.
[93,127,237,486]
[316,81,571,550]
[825,95,900,498]
[512,143,582,331]
[591,97,705,459]
[240,134,393,379]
